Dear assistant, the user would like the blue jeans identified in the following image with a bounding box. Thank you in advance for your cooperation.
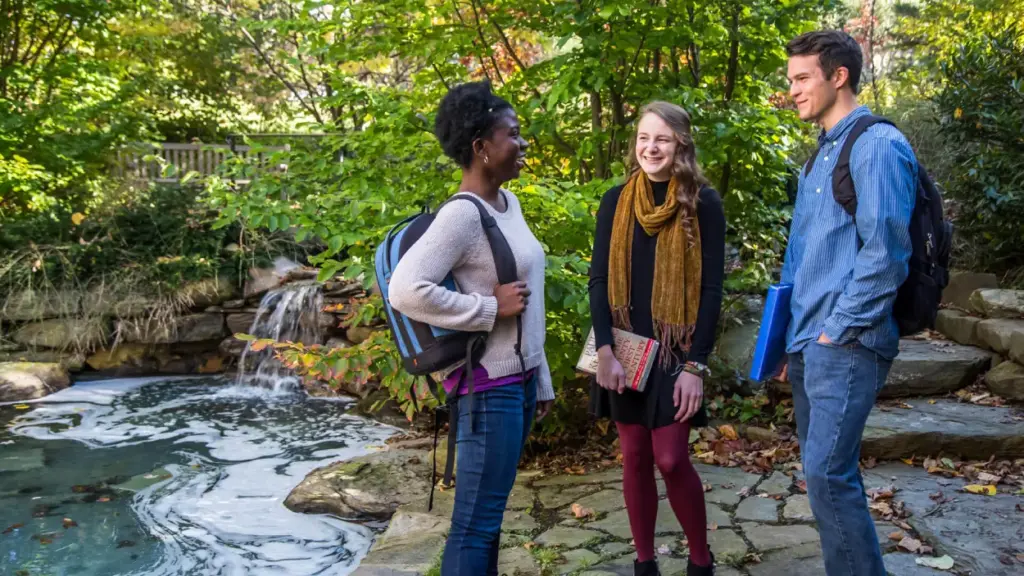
[441,376,537,576]
[789,342,892,576]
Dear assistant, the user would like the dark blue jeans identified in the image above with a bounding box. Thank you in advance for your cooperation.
[790,342,892,576]
[440,375,537,576]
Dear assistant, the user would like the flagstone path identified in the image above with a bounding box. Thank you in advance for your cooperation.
[353,461,1023,576]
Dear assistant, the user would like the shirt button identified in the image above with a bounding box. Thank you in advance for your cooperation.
[824,156,829,161]
[816,187,822,194]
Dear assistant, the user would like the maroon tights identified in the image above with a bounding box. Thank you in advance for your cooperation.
[616,420,711,566]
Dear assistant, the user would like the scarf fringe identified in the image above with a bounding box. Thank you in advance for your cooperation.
[611,305,633,332]
[655,321,696,370]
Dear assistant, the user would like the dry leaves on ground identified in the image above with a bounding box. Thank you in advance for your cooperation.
[954,382,1007,407]
[900,455,1024,491]
[866,485,909,524]
[692,427,800,473]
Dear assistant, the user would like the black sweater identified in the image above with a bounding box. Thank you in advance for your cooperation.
[588,180,726,364]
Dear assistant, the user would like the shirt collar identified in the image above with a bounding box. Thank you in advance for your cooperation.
[818,105,871,145]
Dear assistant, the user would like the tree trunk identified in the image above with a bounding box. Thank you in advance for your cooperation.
[723,9,740,103]
[652,48,661,83]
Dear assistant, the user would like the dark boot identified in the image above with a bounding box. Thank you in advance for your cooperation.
[634,558,661,576]
[686,548,715,576]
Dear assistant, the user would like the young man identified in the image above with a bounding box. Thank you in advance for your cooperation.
[780,31,916,576]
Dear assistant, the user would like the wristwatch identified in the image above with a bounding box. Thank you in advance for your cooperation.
[683,361,710,379]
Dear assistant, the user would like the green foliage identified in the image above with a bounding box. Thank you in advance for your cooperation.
[933,25,1024,272]
[201,0,827,423]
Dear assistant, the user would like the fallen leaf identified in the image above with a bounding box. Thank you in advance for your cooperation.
[896,520,913,531]
[977,472,1002,484]
[962,484,996,496]
[13,404,30,410]
[522,541,537,551]
[62,518,78,529]
[898,536,922,553]
[657,544,672,555]
[888,531,904,541]
[2,523,24,534]
[570,503,595,519]
[737,486,751,498]
[928,399,937,404]
[97,497,111,503]
[901,458,915,466]
[916,555,955,570]
[941,458,956,469]
[718,424,739,441]
[702,483,713,493]
[795,480,808,493]
[921,545,934,555]
[707,522,718,531]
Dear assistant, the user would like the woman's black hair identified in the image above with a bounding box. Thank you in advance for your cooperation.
[434,81,513,168]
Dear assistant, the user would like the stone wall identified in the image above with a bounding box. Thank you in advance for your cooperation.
[0,269,370,399]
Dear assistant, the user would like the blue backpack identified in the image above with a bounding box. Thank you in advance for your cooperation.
[374,192,526,507]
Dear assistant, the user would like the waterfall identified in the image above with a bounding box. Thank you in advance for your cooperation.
[236,282,324,392]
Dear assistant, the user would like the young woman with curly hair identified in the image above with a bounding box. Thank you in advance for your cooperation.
[388,81,554,576]
[589,101,725,576]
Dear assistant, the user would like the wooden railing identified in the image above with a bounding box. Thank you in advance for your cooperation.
[113,142,290,183]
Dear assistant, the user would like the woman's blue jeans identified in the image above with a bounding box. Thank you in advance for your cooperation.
[440,374,537,576]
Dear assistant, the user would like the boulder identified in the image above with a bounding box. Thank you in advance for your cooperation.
[984,361,1024,401]
[0,289,80,321]
[880,339,994,397]
[0,362,71,402]
[773,339,993,398]
[177,277,237,309]
[862,399,1024,460]
[346,325,379,345]
[975,318,1024,355]
[226,312,256,335]
[1011,331,1024,365]
[118,313,226,344]
[717,321,760,376]
[934,309,982,346]
[218,337,247,357]
[942,271,998,311]
[969,288,1024,319]
[284,450,432,521]
[12,318,109,350]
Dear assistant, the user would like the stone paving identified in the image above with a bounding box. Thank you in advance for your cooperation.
[354,460,1024,576]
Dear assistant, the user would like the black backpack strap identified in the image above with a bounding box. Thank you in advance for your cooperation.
[832,115,896,217]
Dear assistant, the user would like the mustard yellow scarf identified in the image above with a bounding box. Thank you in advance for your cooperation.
[608,171,701,365]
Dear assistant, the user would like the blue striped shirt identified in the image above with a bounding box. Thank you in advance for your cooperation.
[781,106,916,360]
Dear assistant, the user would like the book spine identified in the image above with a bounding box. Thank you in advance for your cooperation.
[631,339,656,390]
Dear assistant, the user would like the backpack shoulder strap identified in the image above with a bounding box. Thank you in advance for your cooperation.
[443,192,519,285]
[833,115,896,216]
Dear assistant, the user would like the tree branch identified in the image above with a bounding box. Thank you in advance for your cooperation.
[474,0,529,74]
[466,0,504,84]
[687,4,701,86]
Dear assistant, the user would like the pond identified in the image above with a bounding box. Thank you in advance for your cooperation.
[0,377,396,576]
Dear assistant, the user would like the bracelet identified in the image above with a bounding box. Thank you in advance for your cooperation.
[683,361,710,379]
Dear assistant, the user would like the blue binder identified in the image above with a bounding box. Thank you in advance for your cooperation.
[749,283,793,382]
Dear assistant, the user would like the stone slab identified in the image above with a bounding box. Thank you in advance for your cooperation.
[708,528,750,563]
[506,484,535,510]
[503,509,538,534]
[1012,330,1024,364]
[970,288,1024,319]
[560,489,625,517]
[353,511,448,575]
[883,552,950,576]
[735,496,780,522]
[496,546,541,576]
[783,494,814,522]
[942,271,999,311]
[881,340,994,398]
[976,318,1024,354]
[12,318,109,350]
[934,309,982,346]
[534,468,625,487]
[535,526,604,549]
[559,549,601,574]
[741,522,820,552]
[865,463,1024,576]
[538,485,596,510]
[111,467,173,492]
[756,471,793,496]
[862,399,1024,460]
[985,360,1024,400]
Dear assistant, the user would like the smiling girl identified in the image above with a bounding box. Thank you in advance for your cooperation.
[588,102,725,576]
[388,81,554,575]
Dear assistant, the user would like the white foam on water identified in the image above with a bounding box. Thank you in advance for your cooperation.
[7,378,399,575]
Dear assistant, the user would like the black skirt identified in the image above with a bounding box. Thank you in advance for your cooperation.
[589,358,709,430]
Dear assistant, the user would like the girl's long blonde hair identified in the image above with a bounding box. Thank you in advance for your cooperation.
[625,101,708,220]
